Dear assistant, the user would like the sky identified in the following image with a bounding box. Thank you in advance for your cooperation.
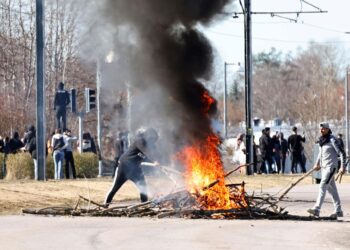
[204,0,350,64]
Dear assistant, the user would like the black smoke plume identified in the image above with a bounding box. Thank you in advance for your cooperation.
[94,0,233,146]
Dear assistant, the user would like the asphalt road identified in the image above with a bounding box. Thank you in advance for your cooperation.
[1,184,350,250]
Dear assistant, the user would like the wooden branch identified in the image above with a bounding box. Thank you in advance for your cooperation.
[278,168,316,201]
[79,195,105,208]
[203,162,256,191]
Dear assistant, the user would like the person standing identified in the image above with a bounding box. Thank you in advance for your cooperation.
[272,133,281,174]
[25,126,38,179]
[279,132,289,174]
[231,133,246,166]
[63,129,77,179]
[104,128,159,207]
[288,126,306,173]
[54,82,70,131]
[51,128,66,180]
[8,131,24,154]
[307,122,345,218]
[336,133,346,171]
[259,127,273,174]
[0,136,4,153]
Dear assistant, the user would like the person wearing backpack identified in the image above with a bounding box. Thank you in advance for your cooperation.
[51,128,66,180]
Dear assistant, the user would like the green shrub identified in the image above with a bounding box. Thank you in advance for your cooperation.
[73,152,98,178]
[5,153,34,180]
[46,154,55,179]
[3,152,98,180]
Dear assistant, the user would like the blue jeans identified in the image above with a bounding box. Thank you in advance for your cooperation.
[53,151,64,180]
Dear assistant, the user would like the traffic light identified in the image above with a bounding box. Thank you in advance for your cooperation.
[85,88,96,113]
[70,88,77,113]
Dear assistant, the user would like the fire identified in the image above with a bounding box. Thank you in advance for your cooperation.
[176,91,247,210]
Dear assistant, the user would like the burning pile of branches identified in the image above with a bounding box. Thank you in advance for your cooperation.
[22,166,336,221]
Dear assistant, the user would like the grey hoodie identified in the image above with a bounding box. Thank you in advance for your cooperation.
[316,135,345,169]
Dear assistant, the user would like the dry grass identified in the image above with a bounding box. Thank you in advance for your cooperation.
[0,174,349,215]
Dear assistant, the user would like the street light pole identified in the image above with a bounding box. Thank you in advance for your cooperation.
[244,0,253,175]
[35,0,46,180]
[224,62,240,138]
[224,62,227,138]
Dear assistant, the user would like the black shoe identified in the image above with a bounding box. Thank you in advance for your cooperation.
[307,208,320,217]
[330,211,343,218]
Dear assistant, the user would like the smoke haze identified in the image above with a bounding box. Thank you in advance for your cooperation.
[78,0,235,158]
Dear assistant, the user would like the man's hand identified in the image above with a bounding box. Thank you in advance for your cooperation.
[339,166,345,175]
[153,161,160,167]
[313,163,321,171]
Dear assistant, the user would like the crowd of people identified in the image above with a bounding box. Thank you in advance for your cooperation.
[258,126,307,174]
[229,125,347,175]
[230,126,308,174]
[0,126,81,180]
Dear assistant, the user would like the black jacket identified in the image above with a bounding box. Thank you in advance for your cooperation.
[54,90,70,110]
[280,138,288,155]
[259,134,273,159]
[120,135,156,167]
[8,132,24,154]
[288,134,305,153]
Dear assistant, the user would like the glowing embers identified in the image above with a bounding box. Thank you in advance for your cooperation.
[176,134,247,210]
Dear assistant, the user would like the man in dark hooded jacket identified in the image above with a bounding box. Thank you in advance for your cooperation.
[104,128,159,207]
[54,82,70,131]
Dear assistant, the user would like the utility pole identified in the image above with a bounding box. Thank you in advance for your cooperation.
[244,0,253,175]
[35,0,46,180]
[234,0,327,175]
[346,67,349,172]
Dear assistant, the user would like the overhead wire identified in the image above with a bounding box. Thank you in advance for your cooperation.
[205,29,350,44]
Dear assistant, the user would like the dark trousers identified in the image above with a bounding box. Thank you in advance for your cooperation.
[281,154,287,173]
[291,151,306,173]
[1,155,6,178]
[55,108,67,131]
[105,163,148,204]
[65,151,76,179]
[261,156,273,174]
[273,155,281,173]
[112,157,120,178]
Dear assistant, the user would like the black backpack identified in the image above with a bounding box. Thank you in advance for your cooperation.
[53,137,65,151]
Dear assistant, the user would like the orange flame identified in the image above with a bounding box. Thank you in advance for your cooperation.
[176,91,246,210]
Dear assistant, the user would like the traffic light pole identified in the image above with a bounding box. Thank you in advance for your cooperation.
[78,112,84,153]
[96,61,103,177]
